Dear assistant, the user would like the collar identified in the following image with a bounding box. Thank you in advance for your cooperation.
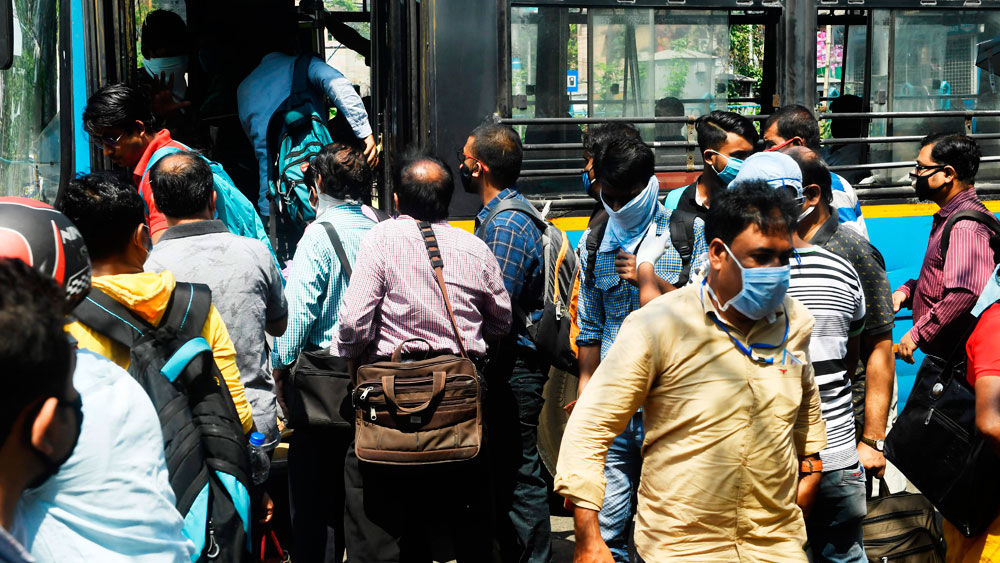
[316,193,351,216]
[934,188,979,219]
[699,279,789,364]
[132,129,182,179]
[810,210,840,246]
[157,219,228,243]
[476,187,521,224]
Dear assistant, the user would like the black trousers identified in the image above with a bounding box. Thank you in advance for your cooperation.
[288,427,353,563]
[342,441,495,563]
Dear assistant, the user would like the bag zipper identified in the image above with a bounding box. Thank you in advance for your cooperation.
[864,528,936,546]
[864,509,927,525]
[878,543,936,561]
[923,406,970,442]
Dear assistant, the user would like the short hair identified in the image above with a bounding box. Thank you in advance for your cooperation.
[581,122,642,163]
[394,151,454,222]
[920,133,982,182]
[141,9,187,58]
[83,83,155,136]
[149,152,214,218]
[705,181,800,246]
[0,259,73,445]
[469,122,523,188]
[57,172,146,261]
[696,111,759,154]
[655,97,685,117]
[763,105,821,150]
[305,142,372,202]
[595,137,655,196]
[784,147,833,205]
[829,95,865,139]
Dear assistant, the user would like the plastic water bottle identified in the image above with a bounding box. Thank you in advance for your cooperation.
[248,432,270,486]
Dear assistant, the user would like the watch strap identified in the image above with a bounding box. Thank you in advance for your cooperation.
[860,436,884,451]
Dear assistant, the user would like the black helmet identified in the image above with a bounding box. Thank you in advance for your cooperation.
[0,197,91,312]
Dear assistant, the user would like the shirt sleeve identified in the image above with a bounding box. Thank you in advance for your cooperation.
[554,313,655,510]
[272,228,331,368]
[855,244,894,336]
[849,270,867,337]
[334,231,385,360]
[480,252,513,341]
[967,305,1000,383]
[689,217,709,278]
[575,257,604,348]
[138,175,168,238]
[794,359,828,457]
[308,58,373,140]
[203,305,253,433]
[264,254,288,323]
[481,213,537,305]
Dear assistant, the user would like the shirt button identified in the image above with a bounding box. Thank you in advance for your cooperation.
[742,458,749,466]
[737,538,744,545]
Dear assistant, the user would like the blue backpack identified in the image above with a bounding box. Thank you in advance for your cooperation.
[265,54,335,248]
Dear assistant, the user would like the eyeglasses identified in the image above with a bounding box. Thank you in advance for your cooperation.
[763,138,796,153]
[89,132,124,148]
[457,151,489,172]
[912,163,947,174]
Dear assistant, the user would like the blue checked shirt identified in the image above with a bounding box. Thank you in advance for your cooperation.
[272,203,376,368]
[576,205,708,360]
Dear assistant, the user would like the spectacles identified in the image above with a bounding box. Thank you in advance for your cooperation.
[913,163,947,174]
[89,132,124,148]
[457,151,489,172]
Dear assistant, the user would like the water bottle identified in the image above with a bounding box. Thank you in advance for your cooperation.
[248,432,270,486]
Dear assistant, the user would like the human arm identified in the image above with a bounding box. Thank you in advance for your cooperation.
[967,309,1000,456]
[637,263,675,306]
[271,228,332,368]
[976,377,1000,457]
[481,213,538,305]
[308,59,374,153]
[574,254,605,397]
[572,506,614,563]
[480,250,513,341]
[333,232,386,360]
[263,252,288,337]
[893,280,917,312]
[204,305,254,433]
[859,332,893,477]
[634,222,676,305]
[797,454,823,519]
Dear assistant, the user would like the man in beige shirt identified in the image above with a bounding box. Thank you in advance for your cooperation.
[556,181,827,563]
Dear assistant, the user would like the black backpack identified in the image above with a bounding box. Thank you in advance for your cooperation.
[476,198,579,375]
[940,209,1000,263]
[74,283,252,562]
[584,208,698,287]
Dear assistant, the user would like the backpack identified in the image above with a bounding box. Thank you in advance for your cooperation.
[73,283,252,563]
[862,478,946,563]
[265,54,335,250]
[663,184,688,210]
[940,209,1000,264]
[476,198,579,375]
[584,208,698,288]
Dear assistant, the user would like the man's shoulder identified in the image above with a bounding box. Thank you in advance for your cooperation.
[632,283,701,326]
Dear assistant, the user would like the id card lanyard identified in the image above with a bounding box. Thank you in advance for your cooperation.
[700,280,790,365]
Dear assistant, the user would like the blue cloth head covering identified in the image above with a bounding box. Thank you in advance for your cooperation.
[731,152,804,197]
[600,175,661,253]
[973,264,1000,317]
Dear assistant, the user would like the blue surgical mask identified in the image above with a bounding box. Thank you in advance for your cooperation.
[142,55,188,101]
[599,175,660,253]
[705,242,791,320]
[581,170,591,193]
[709,150,743,186]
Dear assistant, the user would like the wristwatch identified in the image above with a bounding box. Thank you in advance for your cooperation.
[860,436,885,452]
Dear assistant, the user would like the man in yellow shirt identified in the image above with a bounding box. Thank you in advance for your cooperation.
[556,182,827,562]
[58,172,254,434]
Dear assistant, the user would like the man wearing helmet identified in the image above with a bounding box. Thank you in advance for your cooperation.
[0,197,195,561]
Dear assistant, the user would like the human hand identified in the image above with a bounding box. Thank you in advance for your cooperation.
[615,250,637,287]
[796,471,822,519]
[149,71,191,118]
[573,507,615,563]
[892,291,907,313]
[857,441,887,478]
[897,330,918,364]
[635,222,670,266]
[362,135,379,168]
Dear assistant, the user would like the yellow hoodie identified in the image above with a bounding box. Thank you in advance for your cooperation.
[67,270,253,433]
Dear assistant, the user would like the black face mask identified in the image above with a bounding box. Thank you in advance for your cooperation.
[458,162,476,194]
[910,173,945,201]
[26,395,83,490]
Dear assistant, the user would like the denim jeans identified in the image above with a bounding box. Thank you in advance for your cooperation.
[805,462,868,563]
[599,412,645,563]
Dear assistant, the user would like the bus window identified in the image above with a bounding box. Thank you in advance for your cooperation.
[0,0,62,202]
[323,0,371,100]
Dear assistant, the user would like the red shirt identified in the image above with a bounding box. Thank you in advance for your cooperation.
[132,129,188,237]
[966,303,1000,386]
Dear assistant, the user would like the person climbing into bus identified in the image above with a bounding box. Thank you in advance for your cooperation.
[138,9,198,145]
[461,120,551,563]
[574,136,707,563]
[663,110,758,218]
[762,104,869,239]
[893,133,998,363]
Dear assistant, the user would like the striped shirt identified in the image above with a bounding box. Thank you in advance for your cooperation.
[897,189,996,357]
[788,246,866,471]
[334,216,512,361]
[831,173,868,240]
[272,202,376,368]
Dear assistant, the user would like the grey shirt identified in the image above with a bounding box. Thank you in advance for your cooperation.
[146,220,288,444]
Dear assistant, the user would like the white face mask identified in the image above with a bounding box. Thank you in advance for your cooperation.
[798,204,815,222]
[142,55,188,101]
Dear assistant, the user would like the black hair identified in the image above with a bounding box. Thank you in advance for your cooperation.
[695,111,759,154]
[394,150,454,222]
[654,97,685,117]
[305,142,372,202]
[920,133,982,182]
[469,122,523,188]
[141,9,187,59]
[829,95,865,139]
[763,105,821,150]
[82,83,155,136]
[595,137,655,197]
[785,148,834,205]
[57,172,146,261]
[581,122,642,162]
[0,259,73,445]
[149,152,214,218]
[706,181,800,246]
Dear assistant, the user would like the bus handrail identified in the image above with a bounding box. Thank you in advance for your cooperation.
[521,133,1000,151]
[500,110,1000,126]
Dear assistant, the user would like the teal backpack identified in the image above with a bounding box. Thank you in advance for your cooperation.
[265,54,335,257]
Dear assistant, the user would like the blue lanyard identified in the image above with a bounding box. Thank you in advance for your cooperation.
[700,280,789,365]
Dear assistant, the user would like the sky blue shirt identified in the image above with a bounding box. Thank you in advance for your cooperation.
[272,201,377,368]
[237,53,373,216]
[15,349,194,562]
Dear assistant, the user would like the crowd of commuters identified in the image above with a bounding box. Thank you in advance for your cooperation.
[1,64,999,563]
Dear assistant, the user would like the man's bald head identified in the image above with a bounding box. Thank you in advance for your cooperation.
[784,146,832,205]
[148,151,215,218]
[394,152,455,222]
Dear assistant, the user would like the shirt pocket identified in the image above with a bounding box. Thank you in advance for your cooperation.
[759,364,804,423]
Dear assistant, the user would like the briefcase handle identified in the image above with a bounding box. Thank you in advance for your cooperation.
[381,372,446,414]
[390,338,433,363]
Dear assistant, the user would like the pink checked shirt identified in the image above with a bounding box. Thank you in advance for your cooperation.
[334,216,512,361]
[898,188,995,357]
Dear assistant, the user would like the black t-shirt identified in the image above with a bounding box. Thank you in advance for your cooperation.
[673,179,710,221]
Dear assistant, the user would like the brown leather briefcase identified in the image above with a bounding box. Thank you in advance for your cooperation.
[351,221,484,465]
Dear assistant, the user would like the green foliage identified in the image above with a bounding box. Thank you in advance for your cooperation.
[729,24,764,98]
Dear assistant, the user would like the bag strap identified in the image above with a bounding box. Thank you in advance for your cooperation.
[290,54,314,104]
[320,222,353,279]
[585,219,609,283]
[73,288,152,349]
[160,282,213,341]
[941,209,1000,260]
[416,221,469,359]
[663,184,687,210]
[669,209,696,287]
[474,197,547,239]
